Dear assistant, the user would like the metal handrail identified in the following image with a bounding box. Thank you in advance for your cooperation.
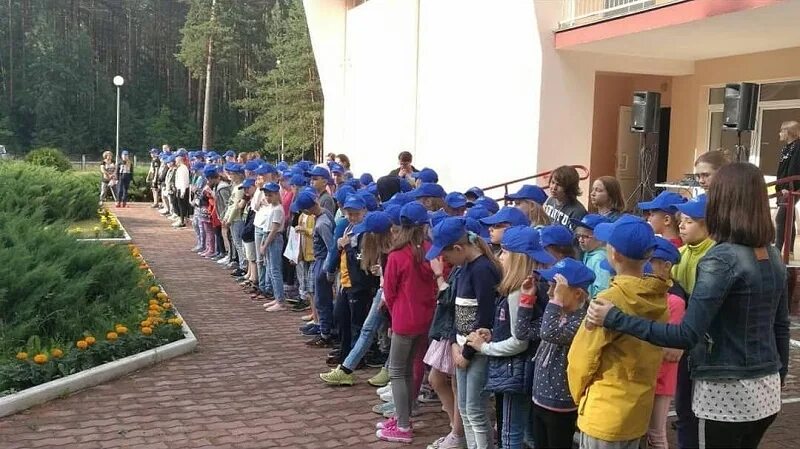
[767,175,800,264]
[481,165,590,202]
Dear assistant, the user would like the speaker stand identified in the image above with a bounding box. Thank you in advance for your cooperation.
[735,130,749,162]
[627,132,658,213]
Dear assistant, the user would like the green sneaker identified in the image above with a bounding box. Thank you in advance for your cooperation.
[368,367,390,387]
[320,365,355,386]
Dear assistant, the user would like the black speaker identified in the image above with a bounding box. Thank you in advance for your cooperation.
[722,82,759,131]
[631,91,661,133]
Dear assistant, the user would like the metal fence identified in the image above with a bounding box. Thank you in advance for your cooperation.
[70,155,151,171]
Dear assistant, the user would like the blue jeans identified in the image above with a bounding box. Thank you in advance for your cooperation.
[266,233,285,302]
[116,173,132,203]
[255,228,271,295]
[230,220,246,270]
[456,354,492,449]
[500,392,530,449]
[192,214,203,248]
[343,288,385,371]
[313,258,334,338]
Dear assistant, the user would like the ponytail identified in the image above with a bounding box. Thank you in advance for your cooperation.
[455,231,503,274]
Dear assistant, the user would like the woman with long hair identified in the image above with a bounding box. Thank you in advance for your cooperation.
[587,162,790,449]
[589,176,625,221]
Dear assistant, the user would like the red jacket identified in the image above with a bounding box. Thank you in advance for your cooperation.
[384,242,437,336]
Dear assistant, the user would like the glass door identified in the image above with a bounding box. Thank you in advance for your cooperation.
[753,101,800,177]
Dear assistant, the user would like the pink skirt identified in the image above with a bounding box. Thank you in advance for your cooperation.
[423,338,455,376]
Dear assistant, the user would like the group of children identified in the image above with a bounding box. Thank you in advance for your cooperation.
[137,147,735,449]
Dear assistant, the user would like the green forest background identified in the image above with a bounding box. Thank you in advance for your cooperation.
[0,0,323,161]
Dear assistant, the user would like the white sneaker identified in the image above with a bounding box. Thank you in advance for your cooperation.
[377,384,392,396]
[380,391,393,402]
[217,256,230,265]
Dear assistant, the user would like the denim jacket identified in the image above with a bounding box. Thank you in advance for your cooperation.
[604,243,790,381]
[429,266,461,341]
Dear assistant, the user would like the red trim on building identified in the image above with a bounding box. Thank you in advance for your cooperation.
[555,0,784,49]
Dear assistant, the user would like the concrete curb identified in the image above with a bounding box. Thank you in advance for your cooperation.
[0,299,197,418]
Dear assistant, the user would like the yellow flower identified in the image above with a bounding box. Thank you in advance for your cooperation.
[106,332,118,341]
[76,340,88,350]
[115,326,128,335]
[141,327,153,336]
[50,348,64,358]
[149,286,160,295]
[33,353,48,364]
[85,336,96,345]
[15,352,28,361]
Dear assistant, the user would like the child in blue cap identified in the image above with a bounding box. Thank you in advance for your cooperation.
[638,191,687,248]
[506,184,551,228]
[571,214,612,299]
[646,237,687,449]
[526,258,595,449]
[425,217,502,449]
[673,195,714,295]
[539,224,576,261]
[567,214,669,449]
[465,226,555,449]
[146,148,162,208]
[480,206,531,245]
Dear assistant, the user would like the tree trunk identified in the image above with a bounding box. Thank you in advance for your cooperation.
[7,0,13,107]
[201,0,217,151]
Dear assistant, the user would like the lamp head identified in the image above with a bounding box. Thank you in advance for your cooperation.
[113,76,125,87]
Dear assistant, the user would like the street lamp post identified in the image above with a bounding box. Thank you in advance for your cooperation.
[276,59,284,162]
[113,76,125,164]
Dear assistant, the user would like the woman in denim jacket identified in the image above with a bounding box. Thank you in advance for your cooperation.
[587,162,790,449]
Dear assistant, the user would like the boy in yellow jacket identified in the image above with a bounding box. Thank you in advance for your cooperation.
[567,214,668,449]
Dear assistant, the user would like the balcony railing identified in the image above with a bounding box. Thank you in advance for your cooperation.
[558,0,688,30]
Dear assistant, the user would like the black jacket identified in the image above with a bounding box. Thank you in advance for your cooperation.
[777,139,800,192]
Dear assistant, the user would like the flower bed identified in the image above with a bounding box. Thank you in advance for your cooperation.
[68,208,131,242]
[0,244,185,398]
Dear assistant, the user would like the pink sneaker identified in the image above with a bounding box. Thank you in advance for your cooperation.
[376,417,397,430]
[376,425,413,444]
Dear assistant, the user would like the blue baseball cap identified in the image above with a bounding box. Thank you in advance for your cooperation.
[594,214,657,260]
[570,214,611,231]
[196,151,206,159]
[501,226,556,265]
[335,185,356,205]
[165,154,176,163]
[445,192,467,209]
[360,173,374,186]
[188,151,197,159]
[638,191,687,214]
[411,183,446,199]
[366,183,379,196]
[261,182,280,193]
[426,217,468,260]
[191,161,205,171]
[535,258,596,290]
[385,192,413,207]
[400,202,430,226]
[329,163,345,175]
[353,211,393,235]
[601,258,654,276]
[540,225,574,247]
[430,209,450,228]
[465,187,484,200]
[384,204,402,225]
[224,163,244,173]
[291,190,318,213]
[203,167,219,178]
[343,194,367,211]
[412,168,439,183]
[480,206,531,227]
[306,166,332,180]
[223,150,236,158]
[398,178,414,193]
[149,148,160,155]
[276,161,290,171]
[239,178,256,190]
[465,217,489,239]
[506,185,548,205]
[290,174,307,187]
[244,160,260,172]
[474,197,500,214]
[345,179,361,190]
[675,195,707,220]
[357,191,379,212]
[651,236,681,264]
[255,163,278,176]
[121,150,129,156]
[176,149,188,156]
[465,205,491,221]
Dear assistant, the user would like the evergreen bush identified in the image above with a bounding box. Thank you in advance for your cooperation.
[24,147,73,172]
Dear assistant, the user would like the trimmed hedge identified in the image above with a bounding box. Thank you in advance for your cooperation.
[0,161,97,222]
[25,147,72,172]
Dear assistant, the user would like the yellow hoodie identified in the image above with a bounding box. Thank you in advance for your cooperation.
[567,275,669,442]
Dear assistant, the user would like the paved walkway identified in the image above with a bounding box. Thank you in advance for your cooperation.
[2,203,800,449]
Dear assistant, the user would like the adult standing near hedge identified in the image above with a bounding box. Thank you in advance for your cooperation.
[146,148,161,209]
[115,151,134,208]
[586,162,790,449]
[99,150,117,205]
[173,154,191,228]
